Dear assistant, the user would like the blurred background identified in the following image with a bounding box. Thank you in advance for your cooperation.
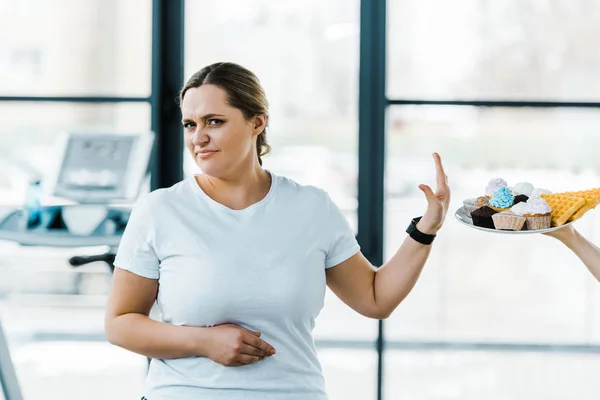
[1,0,600,399]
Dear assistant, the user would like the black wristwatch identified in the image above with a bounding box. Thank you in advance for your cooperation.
[406,216,436,245]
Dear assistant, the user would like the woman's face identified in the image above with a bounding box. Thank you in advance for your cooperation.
[181,84,265,178]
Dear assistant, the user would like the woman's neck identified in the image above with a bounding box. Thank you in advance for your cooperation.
[196,166,272,210]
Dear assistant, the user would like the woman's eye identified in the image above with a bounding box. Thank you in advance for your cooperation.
[183,122,195,128]
[207,119,224,126]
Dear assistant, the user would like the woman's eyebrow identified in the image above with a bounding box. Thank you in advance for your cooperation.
[182,113,226,122]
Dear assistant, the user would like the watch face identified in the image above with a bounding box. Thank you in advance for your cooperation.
[406,220,418,234]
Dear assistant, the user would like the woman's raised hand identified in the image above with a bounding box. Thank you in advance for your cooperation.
[416,153,451,235]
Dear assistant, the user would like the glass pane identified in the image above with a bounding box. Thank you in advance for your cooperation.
[0,0,151,97]
[184,0,371,340]
[1,318,146,400]
[387,0,600,100]
[0,229,146,399]
[384,106,600,343]
[0,102,150,206]
[319,349,377,400]
[13,342,145,400]
[385,349,600,399]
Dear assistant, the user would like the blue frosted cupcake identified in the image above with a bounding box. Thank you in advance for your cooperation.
[489,187,514,212]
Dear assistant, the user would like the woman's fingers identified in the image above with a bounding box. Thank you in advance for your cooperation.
[240,343,267,357]
[433,153,447,188]
[432,153,451,207]
[419,184,437,205]
[243,332,276,355]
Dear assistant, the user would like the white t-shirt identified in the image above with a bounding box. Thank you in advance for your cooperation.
[114,172,361,400]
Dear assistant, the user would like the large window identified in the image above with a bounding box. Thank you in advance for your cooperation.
[0,0,152,97]
[384,1,600,398]
[0,1,152,399]
[388,0,600,100]
[384,106,600,343]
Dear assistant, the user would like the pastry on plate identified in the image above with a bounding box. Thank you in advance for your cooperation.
[489,187,514,212]
[492,211,526,231]
[471,206,498,229]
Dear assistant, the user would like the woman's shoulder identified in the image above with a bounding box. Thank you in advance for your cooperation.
[274,173,330,204]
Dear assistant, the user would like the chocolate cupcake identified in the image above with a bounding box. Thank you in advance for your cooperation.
[471,206,498,229]
[514,194,529,205]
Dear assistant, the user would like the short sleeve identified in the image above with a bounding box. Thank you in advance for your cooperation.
[323,193,361,269]
[114,195,160,279]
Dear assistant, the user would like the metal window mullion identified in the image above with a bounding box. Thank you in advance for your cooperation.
[387,98,600,108]
[150,0,185,190]
[0,96,150,103]
[358,1,387,399]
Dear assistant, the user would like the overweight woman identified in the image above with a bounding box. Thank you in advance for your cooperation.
[105,62,451,400]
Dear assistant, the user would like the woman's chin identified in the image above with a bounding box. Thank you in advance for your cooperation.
[195,160,222,178]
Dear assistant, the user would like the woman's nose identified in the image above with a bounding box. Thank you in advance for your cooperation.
[192,128,209,146]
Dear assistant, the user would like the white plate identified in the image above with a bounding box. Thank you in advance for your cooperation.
[455,206,572,235]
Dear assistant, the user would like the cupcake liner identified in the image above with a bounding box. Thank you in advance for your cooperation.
[492,213,526,231]
[525,214,551,230]
[463,198,479,217]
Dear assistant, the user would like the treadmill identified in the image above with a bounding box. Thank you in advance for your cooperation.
[0,131,154,400]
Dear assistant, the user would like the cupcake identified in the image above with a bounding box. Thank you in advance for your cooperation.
[489,186,515,212]
[510,201,531,230]
[524,198,552,230]
[475,196,490,208]
[492,211,526,231]
[463,198,480,217]
[510,201,530,216]
[486,178,508,198]
[512,182,535,197]
[513,194,529,205]
[471,206,498,229]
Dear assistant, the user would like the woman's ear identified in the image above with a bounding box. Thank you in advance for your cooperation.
[252,115,268,137]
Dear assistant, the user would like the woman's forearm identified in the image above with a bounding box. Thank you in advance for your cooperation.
[560,230,600,282]
[373,235,433,318]
[368,152,448,318]
[105,313,211,359]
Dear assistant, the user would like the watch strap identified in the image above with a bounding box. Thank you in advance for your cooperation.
[406,216,436,245]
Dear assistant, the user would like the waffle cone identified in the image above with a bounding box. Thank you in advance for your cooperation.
[562,188,600,221]
[540,193,585,226]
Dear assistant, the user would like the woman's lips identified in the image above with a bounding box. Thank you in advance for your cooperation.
[196,149,219,159]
